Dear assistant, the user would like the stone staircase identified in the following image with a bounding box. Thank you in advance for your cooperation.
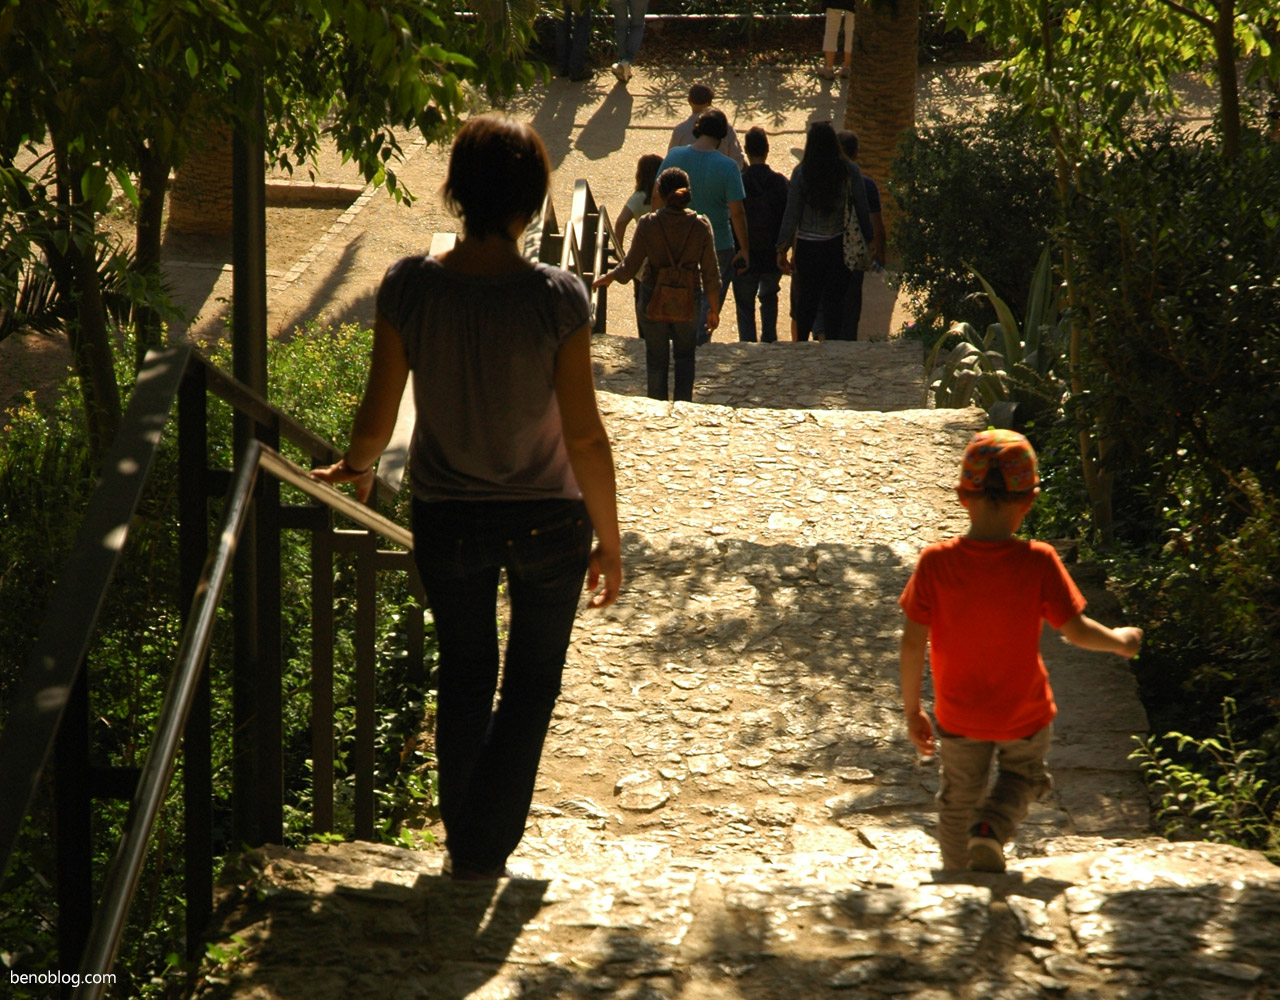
[194,340,1280,1000]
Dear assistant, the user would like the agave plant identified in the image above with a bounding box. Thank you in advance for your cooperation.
[925,246,1067,427]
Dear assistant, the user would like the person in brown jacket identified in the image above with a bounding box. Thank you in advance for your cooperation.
[594,168,719,402]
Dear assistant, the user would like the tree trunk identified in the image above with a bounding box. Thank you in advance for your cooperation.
[1215,0,1241,159]
[844,0,919,252]
[52,139,123,463]
[133,147,172,369]
[167,122,234,235]
[1038,0,1113,542]
[68,229,123,461]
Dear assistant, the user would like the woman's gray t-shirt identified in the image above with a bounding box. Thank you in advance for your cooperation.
[376,256,591,502]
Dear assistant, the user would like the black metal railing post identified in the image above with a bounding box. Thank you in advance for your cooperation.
[309,506,336,834]
[354,530,379,840]
[256,417,284,845]
[2,346,428,998]
[178,361,212,959]
[54,665,92,999]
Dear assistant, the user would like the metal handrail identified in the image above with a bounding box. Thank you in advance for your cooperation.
[72,442,410,1000]
[0,346,189,883]
[0,343,419,995]
[594,204,621,333]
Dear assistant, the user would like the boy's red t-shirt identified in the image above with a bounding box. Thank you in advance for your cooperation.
[899,537,1086,741]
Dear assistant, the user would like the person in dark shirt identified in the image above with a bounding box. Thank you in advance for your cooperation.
[732,127,790,343]
[837,129,886,340]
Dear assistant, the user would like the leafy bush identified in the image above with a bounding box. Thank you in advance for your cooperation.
[1,324,437,997]
[1059,130,1280,778]
[1131,698,1279,861]
[889,107,1058,335]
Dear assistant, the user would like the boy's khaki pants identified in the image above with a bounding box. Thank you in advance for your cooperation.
[935,722,1054,870]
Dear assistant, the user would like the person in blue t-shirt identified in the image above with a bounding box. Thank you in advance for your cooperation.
[656,109,748,344]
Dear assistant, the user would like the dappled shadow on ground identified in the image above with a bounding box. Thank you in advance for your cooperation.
[510,65,848,164]
[529,77,616,169]
[200,857,549,1000]
[199,840,1280,1000]
[572,528,922,789]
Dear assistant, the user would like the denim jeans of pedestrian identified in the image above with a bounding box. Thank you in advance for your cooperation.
[610,0,647,62]
[837,267,866,341]
[638,281,697,400]
[555,1,592,75]
[697,246,737,345]
[632,280,643,337]
[935,721,1054,871]
[732,270,782,342]
[411,497,593,873]
[791,235,849,341]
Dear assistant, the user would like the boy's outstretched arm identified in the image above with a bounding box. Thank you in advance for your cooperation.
[899,617,936,756]
[1059,614,1144,658]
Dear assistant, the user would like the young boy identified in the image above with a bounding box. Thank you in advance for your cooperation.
[898,430,1143,873]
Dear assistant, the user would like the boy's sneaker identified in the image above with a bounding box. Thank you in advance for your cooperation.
[817,65,836,80]
[967,822,1006,873]
[840,64,850,78]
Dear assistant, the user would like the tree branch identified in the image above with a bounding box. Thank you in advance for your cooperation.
[1152,0,1216,32]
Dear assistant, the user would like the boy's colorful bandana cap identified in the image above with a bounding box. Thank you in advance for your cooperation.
[958,429,1040,493]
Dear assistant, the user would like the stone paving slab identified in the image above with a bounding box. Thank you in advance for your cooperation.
[197,839,1280,1000]
[592,337,928,411]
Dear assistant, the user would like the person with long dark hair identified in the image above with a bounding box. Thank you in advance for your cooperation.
[775,120,872,341]
[312,113,622,881]
[593,167,720,401]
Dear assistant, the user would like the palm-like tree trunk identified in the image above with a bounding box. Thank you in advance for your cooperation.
[843,0,919,253]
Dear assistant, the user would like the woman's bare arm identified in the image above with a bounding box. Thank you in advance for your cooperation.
[555,324,623,608]
[309,312,410,502]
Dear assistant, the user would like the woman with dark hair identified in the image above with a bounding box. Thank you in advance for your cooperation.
[775,120,872,341]
[593,167,720,401]
[312,113,622,881]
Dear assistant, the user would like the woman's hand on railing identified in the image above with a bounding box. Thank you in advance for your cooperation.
[591,272,614,290]
[310,456,376,503]
[586,542,622,609]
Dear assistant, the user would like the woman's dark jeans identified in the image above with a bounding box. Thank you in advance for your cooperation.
[636,281,697,401]
[791,235,850,341]
[412,497,592,872]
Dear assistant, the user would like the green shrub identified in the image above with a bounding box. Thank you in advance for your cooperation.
[889,107,1058,335]
[1061,132,1280,533]
[1059,130,1280,781]
[1,324,437,997]
[1131,698,1279,861]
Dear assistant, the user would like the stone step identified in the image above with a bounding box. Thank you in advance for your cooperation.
[591,334,928,412]
[203,836,1280,1000]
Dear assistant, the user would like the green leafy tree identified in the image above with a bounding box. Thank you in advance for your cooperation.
[937,2,1179,539]
[1141,0,1278,158]
[938,1,1277,539]
[0,0,538,463]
